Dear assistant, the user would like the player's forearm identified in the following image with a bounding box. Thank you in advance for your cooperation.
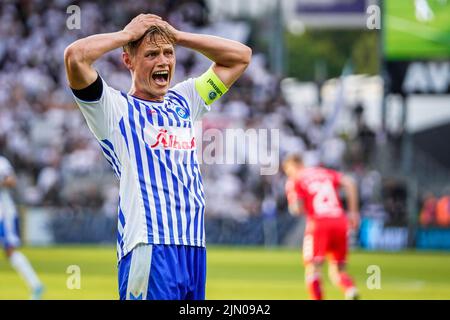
[345,183,359,214]
[176,31,252,81]
[340,175,359,214]
[288,200,303,217]
[64,31,132,89]
[65,31,131,66]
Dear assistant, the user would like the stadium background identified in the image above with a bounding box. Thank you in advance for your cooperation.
[1,0,450,299]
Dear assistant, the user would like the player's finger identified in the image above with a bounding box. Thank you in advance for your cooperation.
[141,17,165,28]
[155,20,175,31]
[143,13,162,20]
[155,20,169,27]
[143,19,168,31]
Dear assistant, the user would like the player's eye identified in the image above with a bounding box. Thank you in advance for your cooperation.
[146,52,159,58]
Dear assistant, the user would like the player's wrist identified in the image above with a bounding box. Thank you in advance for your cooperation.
[174,30,187,44]
[119,29,137,44]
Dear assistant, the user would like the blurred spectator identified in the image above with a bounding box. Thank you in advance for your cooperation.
[349,104,376,166]
[436,195,450,227]
[419,192,450,228]
[420,193,437,227]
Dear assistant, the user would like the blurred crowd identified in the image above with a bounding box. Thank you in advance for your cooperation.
[419,193,450,228]
[0,0,381,221]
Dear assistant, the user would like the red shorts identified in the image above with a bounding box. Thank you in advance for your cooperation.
[302,217,348,265]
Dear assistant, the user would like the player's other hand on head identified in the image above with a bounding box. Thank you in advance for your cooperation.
[122,13,163,42]
[158,20,180,43]
[122,14,179,44]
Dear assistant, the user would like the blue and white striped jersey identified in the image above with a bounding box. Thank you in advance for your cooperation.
[0,156,17,218]
[73,78,210,261]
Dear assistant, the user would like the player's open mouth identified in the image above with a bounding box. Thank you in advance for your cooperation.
[152,70,169,86]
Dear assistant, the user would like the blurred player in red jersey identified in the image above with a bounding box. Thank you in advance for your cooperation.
[282,154,360,300]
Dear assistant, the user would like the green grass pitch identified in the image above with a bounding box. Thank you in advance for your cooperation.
[384,0,450,60]
[0,246,450,300]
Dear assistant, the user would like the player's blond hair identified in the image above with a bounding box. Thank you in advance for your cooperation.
[123,25,176,56]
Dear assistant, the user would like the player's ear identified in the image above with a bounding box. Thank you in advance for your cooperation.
[122,51,134,71]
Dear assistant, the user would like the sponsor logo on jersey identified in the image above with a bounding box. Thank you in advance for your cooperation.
[150,129,196,150]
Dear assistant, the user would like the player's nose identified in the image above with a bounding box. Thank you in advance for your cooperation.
[156,53,170,66]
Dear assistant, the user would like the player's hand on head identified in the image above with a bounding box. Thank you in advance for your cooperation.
[122,13,163,42]
[157,20,180,43]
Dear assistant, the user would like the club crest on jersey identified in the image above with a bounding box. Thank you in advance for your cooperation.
[175,106,189,119]
[150,129,196,150]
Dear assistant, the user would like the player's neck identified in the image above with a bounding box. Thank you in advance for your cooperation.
[129,87,165,103]
[296,166,306,176]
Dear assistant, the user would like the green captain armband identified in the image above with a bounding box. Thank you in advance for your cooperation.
[195,68,229,105]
